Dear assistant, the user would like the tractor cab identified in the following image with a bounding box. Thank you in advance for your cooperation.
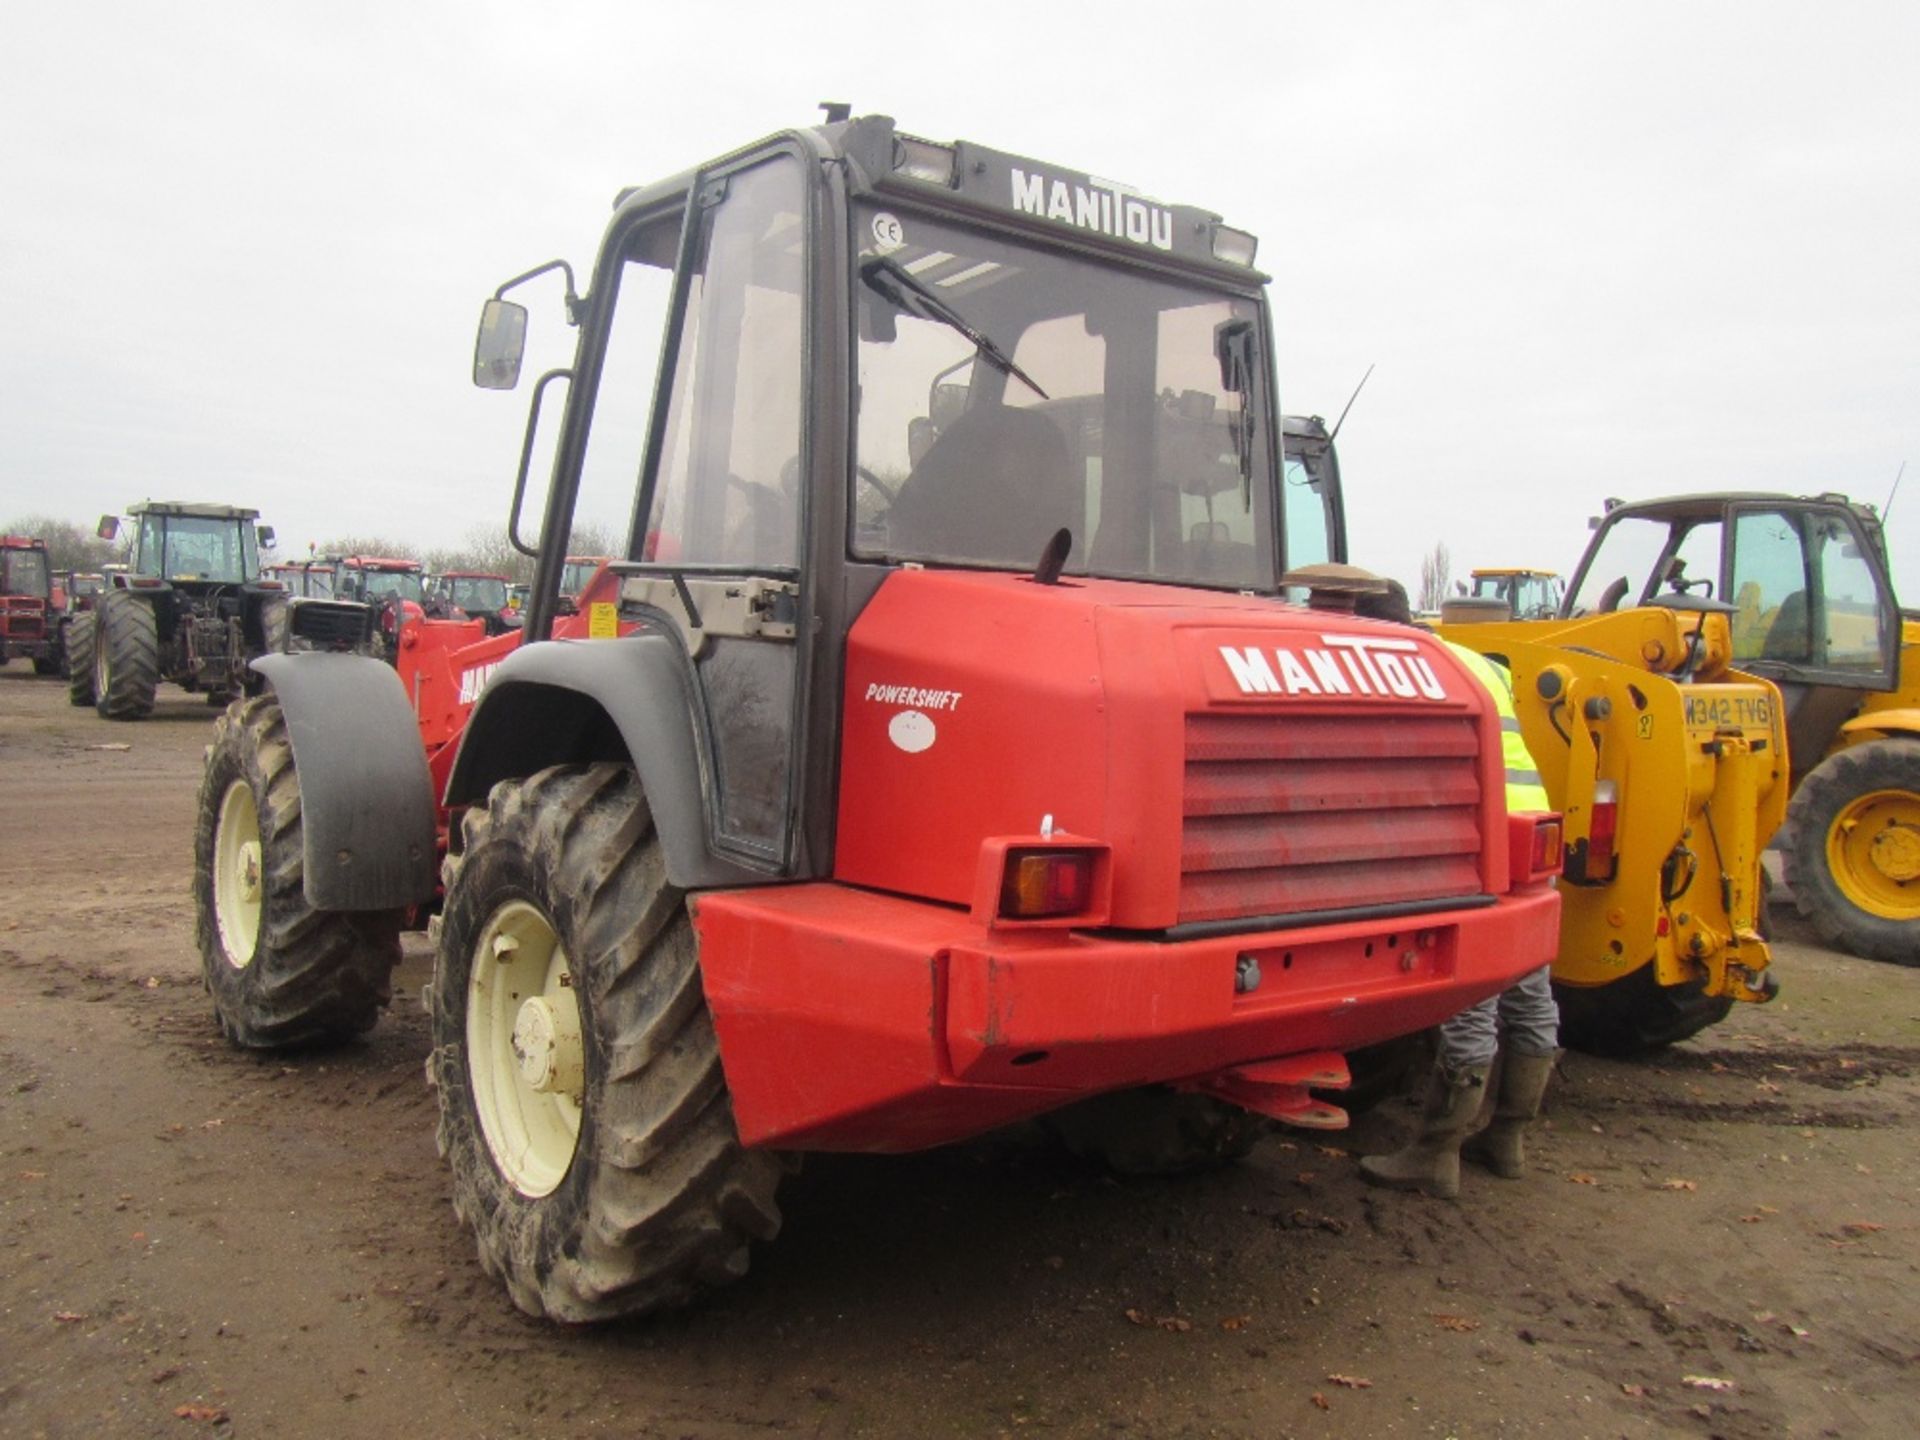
[332,556,425,605]
[106,503,269,591]
[1,535,56,670]
[1,536,52,602]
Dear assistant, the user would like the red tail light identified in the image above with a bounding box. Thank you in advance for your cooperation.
[1587,781,1619,872]
[1531,817,1563,873]
[1506,812,1564,882]
[1000,849,1095,919]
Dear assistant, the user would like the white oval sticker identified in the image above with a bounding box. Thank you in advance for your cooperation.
[888,709,936,754]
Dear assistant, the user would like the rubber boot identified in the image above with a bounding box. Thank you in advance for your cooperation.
[1462,1050,1557,1179]
[1358,1063,1490,1199]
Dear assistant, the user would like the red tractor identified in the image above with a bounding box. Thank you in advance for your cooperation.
[325,555,431,660]
[192,114,1561,1323]
[428,570,521,634]
[1,535,59,675]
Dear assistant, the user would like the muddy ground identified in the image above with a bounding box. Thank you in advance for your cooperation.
[0,669,1915,1439]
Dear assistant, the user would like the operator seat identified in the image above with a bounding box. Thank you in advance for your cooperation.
[886,405,1076,568]
[1760,589,1812,663]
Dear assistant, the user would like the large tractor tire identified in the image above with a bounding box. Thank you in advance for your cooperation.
[429,763,785,1323]
[93,590,160,720]
[32,654,59,676]
[65,613,97,707]
[1784,740,1920,965]
[194,696,404,1046]
[1044,1088,1263,1176]
[1554,964,1734,1056]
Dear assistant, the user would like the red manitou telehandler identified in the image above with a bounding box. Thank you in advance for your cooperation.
[192,113,1561,1322]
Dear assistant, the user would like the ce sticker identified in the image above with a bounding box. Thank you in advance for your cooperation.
[871,211,906,254]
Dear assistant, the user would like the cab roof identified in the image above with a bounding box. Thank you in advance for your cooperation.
[126,501,260,520]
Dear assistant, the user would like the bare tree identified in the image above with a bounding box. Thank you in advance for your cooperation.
[2,514,127,572]
[1417,542,1452,614]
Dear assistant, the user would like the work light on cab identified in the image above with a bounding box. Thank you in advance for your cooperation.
[1211,224,1259,267]
[893,134,958,187]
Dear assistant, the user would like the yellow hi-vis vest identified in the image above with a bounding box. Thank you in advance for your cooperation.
[1443,641,1552,812]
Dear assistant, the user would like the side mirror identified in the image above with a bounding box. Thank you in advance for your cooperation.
[96,515,120,541]
[473,298,529,390]
[929,382,968,432]
[257,524,276,549]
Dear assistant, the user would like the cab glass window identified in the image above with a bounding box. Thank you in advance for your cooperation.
[1729,511,1814,662]
[851,205,1274,589]
[1809,516,1886,672]
[640,158,806,569]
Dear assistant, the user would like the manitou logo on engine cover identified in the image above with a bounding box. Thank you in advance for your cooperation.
[457,660,501,705]
[1217,635,1451,702]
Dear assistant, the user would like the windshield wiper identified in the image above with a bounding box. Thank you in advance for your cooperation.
[860,256,1049,401]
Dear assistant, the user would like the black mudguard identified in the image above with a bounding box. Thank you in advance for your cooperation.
[443,635,771,890]
[250,653,438,911]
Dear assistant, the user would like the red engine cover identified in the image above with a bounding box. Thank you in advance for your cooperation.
[834,571,1506,930]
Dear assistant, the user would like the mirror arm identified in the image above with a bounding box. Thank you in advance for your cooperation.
[494,259,583,326]
[507,368,574,559]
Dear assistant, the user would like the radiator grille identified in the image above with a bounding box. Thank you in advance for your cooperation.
[1180,712,1484,924]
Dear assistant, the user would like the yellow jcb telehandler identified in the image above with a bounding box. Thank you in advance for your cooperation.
[1558,492,1916,966]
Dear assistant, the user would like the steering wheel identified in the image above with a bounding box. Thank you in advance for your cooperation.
[1598,576,1630,613]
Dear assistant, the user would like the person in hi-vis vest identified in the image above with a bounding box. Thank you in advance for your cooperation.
[1349,579,1560,1201]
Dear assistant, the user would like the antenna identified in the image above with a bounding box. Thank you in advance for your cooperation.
[1885,460,1906,520]
[1327,363,1375,443]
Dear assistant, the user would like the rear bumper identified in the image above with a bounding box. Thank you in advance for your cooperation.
[695,880,1560,1152]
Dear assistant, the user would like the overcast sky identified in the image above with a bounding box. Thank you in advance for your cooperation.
[3,1,1915,602]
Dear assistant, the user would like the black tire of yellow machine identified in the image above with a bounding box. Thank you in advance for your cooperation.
[1782,741,1920,966]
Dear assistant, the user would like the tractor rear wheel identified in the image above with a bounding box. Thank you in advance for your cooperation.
[1784,740,1920,965]
[32,655,58,676]
[94,590,159,720]
[65,614,96,707]
[429,763,785,1322]
[194,696,403,1046]
[1045,1088,1263,1176]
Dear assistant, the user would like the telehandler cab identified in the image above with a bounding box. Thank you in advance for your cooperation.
[193,113,1561,1322]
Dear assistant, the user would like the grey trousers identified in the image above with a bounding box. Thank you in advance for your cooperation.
[1437,964,1559,1070]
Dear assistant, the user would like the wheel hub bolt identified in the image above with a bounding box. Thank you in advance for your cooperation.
[511,992,584,1097]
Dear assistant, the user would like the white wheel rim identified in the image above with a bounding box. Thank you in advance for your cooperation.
[212,778,263,968]
[467,900,582,1197]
